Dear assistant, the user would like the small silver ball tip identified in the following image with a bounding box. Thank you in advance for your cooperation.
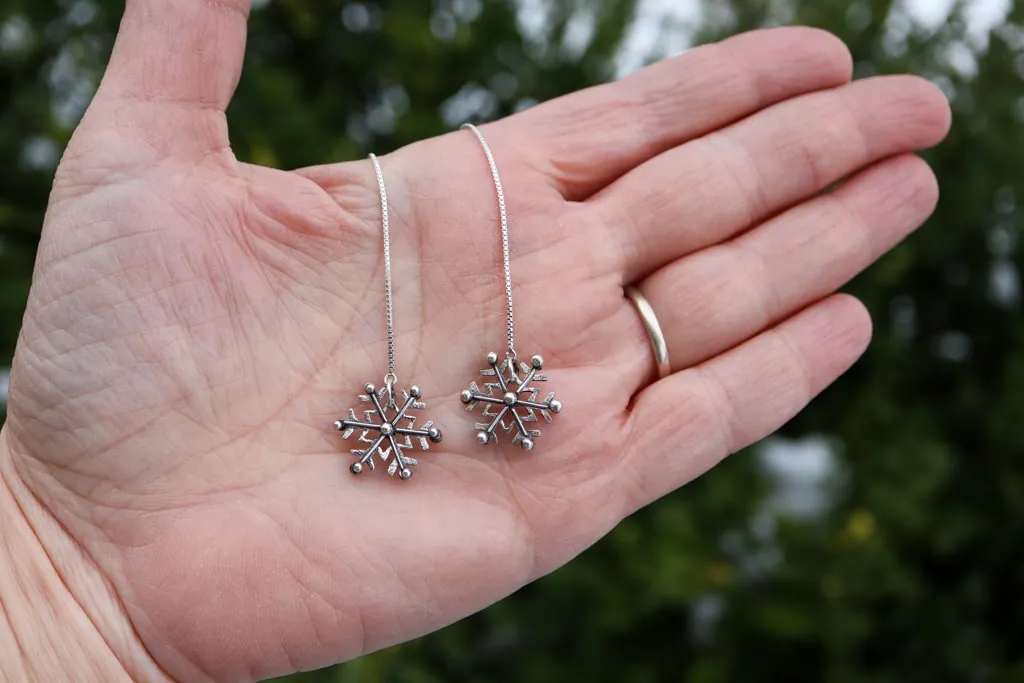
[531,355,544,369]
[521,438,535,451]
[399,468,413,480]
[549,400,562,414]
[409,386,421,397]
[476,431,489,445]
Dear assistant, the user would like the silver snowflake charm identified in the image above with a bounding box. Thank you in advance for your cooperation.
[460,352,562,450]
[334,383,443,480]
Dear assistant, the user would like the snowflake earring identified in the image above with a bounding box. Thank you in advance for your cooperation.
[333,154,443,480]
[458,123,563,451]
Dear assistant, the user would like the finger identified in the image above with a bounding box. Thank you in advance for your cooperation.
[631,153,936,374]
[90,0,251,149]
[595,75,951,282]
[501,26,852,200]
[618,294,870,511]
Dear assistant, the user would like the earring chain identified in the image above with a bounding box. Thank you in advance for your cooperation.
[369,153,398,397]
[461,123,516,363]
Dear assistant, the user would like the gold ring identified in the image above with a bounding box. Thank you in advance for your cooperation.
[625,285,671,380]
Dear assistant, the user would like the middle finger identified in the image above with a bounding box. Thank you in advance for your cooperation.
[589,75,950,282]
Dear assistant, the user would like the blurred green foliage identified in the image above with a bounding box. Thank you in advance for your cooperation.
[2,0,1023,681]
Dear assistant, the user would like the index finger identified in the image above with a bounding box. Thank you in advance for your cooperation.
[498,26,853,201]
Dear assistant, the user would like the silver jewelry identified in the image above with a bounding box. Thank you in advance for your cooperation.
[458,123,562,451]
[333,154,443,480]
[625,285,671,380]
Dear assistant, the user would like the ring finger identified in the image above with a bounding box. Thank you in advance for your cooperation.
[624,152,938,382]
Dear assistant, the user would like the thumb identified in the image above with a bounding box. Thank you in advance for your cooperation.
[87,0,251,154]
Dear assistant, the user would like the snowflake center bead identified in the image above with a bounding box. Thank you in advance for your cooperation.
[380,422,394,436]
[503,392,517,405]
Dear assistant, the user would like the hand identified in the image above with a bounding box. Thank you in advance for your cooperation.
[0,1,950,680]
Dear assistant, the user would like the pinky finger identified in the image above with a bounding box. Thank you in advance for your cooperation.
[620,294,871,510]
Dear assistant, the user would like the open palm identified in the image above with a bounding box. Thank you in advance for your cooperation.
[0,1,950,681]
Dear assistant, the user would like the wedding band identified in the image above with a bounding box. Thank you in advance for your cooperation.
[625,285,671,380]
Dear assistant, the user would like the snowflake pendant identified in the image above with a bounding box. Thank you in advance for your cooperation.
[460,352,563,450]
[334,383,443,480]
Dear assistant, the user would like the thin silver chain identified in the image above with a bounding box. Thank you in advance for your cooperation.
[461,123,516,360]
[369,153,397,386]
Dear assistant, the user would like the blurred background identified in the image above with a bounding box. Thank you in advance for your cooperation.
[1,0,1022,681]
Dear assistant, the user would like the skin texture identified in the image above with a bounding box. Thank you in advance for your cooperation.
[0,1,951,681]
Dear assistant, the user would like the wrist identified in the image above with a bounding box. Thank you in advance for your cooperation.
[0,430,170,682]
